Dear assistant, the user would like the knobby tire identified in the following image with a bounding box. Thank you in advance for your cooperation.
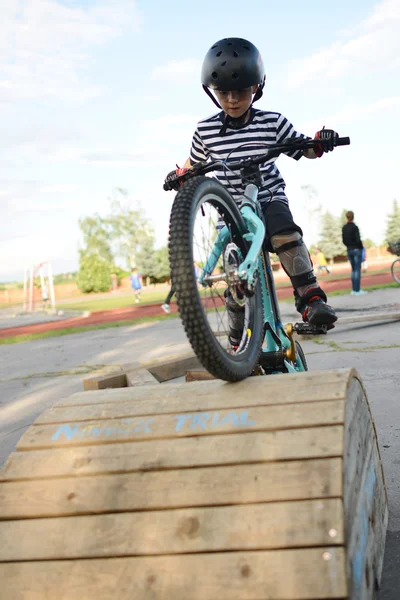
[169,176,264,382]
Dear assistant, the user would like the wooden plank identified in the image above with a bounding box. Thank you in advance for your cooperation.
[347,441,388,600]
[37,382,348,423]
[1,426,344,481]
[20,400,345,450]
[53,368,352,408]
[125,368,159,387]
[0,458,342,519]
[37,381,347,424]
[0,498,344,561]
[0,547,347,600]
[344,377,374,534]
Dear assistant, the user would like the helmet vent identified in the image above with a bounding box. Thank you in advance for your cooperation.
[216,51,222,57]
[242,45,250,50]
[212,71,218,80]
[211,44,218,49]
[227,42,232,46]
[232,72,239,79]
[233,51,239,58]
[221,61,226,66]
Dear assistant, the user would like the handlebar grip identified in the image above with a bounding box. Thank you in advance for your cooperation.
[335,136,350,146]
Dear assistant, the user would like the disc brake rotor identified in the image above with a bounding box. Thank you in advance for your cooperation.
[223,243,246,307]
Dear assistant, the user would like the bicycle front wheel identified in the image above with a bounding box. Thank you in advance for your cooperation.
[391,258,400,284]
[169,176,264,382]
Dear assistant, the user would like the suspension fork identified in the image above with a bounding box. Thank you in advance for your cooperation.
[199,207,266,288]
[198,226,231,286]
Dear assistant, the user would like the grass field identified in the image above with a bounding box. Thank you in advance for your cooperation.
[57,290,170,312]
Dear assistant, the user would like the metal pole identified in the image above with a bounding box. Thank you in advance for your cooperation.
[39,264,45,309]
[47,262,56,311]
[23,267,27,312]
[29,265,34,313]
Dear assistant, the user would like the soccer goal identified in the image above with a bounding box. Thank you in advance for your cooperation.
[23,261,56,313]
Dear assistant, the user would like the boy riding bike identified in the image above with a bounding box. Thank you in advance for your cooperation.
[165,38,339,346]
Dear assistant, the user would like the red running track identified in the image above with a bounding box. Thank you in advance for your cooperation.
[0,272,394,339]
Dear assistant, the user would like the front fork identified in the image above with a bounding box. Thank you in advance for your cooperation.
[197,200,301,370]
[199,205,265,289]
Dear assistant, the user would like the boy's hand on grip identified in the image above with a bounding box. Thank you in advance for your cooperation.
[314,127,339,157]
[164,166,188,191]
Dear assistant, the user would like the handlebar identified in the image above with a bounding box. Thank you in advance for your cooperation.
[163,136,350,191]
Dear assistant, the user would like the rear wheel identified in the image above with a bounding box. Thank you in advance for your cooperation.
[391,258,400,284]
[169,176,264,382]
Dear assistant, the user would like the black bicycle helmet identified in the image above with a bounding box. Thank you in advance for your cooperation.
[202,38,265,90]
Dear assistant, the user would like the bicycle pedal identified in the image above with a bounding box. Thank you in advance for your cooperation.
[293,323,328,335]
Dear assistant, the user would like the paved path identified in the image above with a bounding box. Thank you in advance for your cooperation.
[0,287,399,598]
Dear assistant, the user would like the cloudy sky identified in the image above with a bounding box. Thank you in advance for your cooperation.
[1,0,399,281]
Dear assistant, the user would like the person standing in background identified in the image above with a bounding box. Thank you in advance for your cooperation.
[130,268,142,303]
[316,249,330,274]
[342,211,367,295]
[361,246,368,273]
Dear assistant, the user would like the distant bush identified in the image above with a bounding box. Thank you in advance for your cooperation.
[76,253,112,293]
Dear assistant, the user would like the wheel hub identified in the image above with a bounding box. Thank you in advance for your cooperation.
[223,243,247,306]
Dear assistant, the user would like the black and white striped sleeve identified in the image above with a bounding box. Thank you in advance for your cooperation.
[190,128,210,165]
[275,113,308,161]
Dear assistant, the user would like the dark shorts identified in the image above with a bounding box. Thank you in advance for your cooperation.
[262,200,303,252]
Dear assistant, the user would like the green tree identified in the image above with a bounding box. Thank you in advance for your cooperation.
[363,238,375,249]
[77,189,156,291]
[135,237,156,279]
[318,212,347,261]
[78,215,113,263]
[340,209,349,226]
[153,246,170,282]
[106,190,155,269]
[76,252,112,293]
[385,200,400,245]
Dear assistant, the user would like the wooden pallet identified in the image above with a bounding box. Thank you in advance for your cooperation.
[0,368,387,599]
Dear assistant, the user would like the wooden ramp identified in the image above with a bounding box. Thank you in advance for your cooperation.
[0,368,387,600]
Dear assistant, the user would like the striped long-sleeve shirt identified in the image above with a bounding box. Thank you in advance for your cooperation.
[189,108,307,206]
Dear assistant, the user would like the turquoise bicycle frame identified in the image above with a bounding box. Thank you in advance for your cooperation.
[199,183,305,373]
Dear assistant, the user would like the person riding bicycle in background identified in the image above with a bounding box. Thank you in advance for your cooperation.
[165,38,340,345]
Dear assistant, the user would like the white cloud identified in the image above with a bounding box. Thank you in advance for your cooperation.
[0,0,143,102]
[151,59,202,82]
[0,234,72,277]
[284,0,400,88]
[1,181,81,215]
[81,149,151,165]
[78,114,201,166]
[300,95,400,132]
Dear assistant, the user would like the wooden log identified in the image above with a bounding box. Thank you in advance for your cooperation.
[185,369,216,382]
[125,368,159,387]
[0,368,387,600]
[83,366,127,391]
